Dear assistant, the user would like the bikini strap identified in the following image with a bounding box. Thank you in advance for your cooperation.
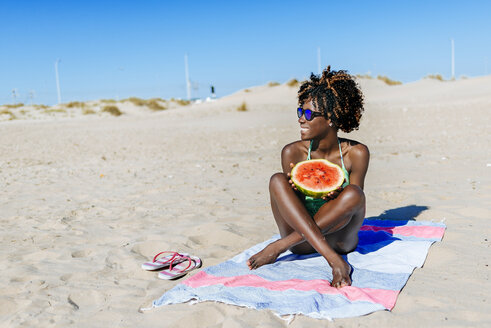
[338,139,346,170]
[307,140,313,160]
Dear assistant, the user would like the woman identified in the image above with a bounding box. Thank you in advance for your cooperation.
[247,67,369,288]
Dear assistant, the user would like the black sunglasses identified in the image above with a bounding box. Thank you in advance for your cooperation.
[297,108,324,121]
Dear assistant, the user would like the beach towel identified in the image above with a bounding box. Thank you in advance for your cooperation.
[152,219,445,320]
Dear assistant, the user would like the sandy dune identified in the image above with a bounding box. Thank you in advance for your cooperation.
[1,76,490,327]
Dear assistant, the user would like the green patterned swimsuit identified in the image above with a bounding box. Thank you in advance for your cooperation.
[303,139,350,217]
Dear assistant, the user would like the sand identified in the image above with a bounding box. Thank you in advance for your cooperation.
[1,77,490,327]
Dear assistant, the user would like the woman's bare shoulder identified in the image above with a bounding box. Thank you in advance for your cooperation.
[281,140,308,160]
[342,138,369,163]
[280,140,308,172]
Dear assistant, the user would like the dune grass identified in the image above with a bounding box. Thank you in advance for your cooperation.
[286,79,299,87]
[65,101,86,108]
[356,74,401,85]
[4,103,24,109]
[123,97,146,106]
[171,98,191,106]
[82,108,96,115]
[268,81,280,87]
[124,97,174,108]
[377,75,402,86]
[100,99,117,104]
[425,74,445,81]
[146,99,166,111]
[0,110,16,120]
[102,105,122,116]
[237,102,248,112]
[355,74,373,79]
[243,89,251,93]
[149,97,166,103]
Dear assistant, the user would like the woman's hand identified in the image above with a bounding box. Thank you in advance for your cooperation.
[321,180,346,200]
[287,163,298,191]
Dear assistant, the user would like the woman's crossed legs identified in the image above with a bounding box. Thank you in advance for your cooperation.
[247,172,365,287]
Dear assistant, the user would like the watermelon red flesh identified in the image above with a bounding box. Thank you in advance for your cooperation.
[291,159,344,198]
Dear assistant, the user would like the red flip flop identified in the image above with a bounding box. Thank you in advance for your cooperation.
[158,255,202,280]
[141,251,188,271]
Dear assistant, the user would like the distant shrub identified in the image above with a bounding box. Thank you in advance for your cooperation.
[355,74,373,79]
[286,79,299,87]
[33,104,49,110]
[243,89,251,93]
[121,97,170,109]
[147,99,166,111]
[100,99,116,103]
[124,97,146,106]
[0,110,16,120]
[4,103,24,109]
[82,108,96,115]
[237,102,248,112]
[377,75,402,85]
[149,97,166,103]
[173,99,190,106]
[425,74,444,81]
[65,101,86,108]
[268,81,280,87]
[102,105,122,116]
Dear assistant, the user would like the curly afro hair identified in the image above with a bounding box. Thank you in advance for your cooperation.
[298,66,364,133]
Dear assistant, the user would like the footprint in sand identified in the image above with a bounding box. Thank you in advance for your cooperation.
[131,241,171,258]
[67,290,106,312]
[60,274,72,282]
[60,272,89,283]
[10,276,30,283]
[188,229,247,248]
[105,249,139,270]
[71,249,92,258]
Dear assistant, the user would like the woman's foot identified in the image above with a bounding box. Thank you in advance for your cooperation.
[330,258,352,288]
[247,241,284,269]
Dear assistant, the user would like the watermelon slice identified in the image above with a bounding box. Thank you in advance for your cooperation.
[291,159,345,198]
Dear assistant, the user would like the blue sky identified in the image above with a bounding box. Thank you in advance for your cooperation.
[1,0,490,105]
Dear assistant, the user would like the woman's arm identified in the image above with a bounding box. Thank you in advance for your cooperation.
[280,142,308,194]
[280,142,304,174]
[347,144,370,190]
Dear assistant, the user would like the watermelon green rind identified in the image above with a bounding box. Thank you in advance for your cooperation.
[291,159,345,199]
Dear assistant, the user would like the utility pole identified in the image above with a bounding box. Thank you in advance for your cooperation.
[29,90,35,105]
[11,89,17,104]
[55,58,62,104]
[317,47,321,74]
[184,53,191,100]
[451,39,455,80]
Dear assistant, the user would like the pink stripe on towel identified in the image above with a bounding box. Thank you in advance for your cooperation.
[360,225,445,239]
[184,271,399,309]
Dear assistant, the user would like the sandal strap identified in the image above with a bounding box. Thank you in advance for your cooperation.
[152,251,180,263]
[169,256,193,272]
